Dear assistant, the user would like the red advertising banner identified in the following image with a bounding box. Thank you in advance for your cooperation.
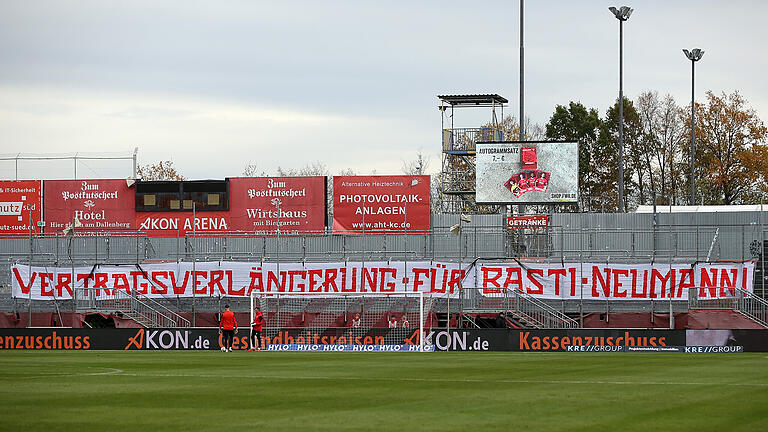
[333,175,430,234]
[507,215,549,229]
[0,180,42,235]
[229,177,326,234]
[43,179,135,233]
[136,211,230,237]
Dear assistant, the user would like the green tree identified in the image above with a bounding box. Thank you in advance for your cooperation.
[597,97,642,211]
[545,102,602,211]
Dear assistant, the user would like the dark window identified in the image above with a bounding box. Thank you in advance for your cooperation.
[135,180,229,211]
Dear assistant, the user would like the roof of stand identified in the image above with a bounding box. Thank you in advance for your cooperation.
[437,94,508,108]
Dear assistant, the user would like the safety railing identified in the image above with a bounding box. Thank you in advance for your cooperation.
[75,287,190,328]
[463,288,579,329]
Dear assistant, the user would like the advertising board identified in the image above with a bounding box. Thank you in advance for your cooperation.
[0,327,429,351]
[43,179,135,233]
[136,211,230,237]
[507,215,549,229]
[476,141,578,204]
[332,175,430,234]
[229,176,326,234]
[2,328,767,351]
[0,180,42,235]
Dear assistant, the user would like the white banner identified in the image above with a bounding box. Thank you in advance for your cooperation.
[11,261,754,301]
[476,262,754,300]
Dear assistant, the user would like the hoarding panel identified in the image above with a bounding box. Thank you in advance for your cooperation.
[43,179,135,233]
[229,177,326,234]
[0,180,42,235]
[333,175,430,234]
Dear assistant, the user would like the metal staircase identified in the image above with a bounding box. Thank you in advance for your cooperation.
[76,288,191,328]
[507,292,579,329]
[466,288,580,329]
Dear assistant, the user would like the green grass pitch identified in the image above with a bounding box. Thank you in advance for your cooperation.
[1,350,767,431]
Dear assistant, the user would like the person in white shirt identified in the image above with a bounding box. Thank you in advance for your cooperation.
[388,316,398,328]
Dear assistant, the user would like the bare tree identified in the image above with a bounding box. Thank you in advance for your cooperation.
[276,161,330,177]
[242,162,265,177]
[634,91,687,205]
[401,150,430,176]
[137,160,184,180]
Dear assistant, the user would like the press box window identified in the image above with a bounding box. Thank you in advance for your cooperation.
[135,179,229,212]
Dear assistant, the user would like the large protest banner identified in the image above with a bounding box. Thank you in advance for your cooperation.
[12,261,753,300]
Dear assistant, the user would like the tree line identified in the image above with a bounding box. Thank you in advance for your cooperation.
[137,89,767,214]
[544,90,767,211]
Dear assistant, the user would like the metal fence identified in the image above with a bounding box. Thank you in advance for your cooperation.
[2,211,766,322]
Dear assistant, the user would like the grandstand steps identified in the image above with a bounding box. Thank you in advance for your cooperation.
[504,310,544,329]
[459,310,542,329]
[579,310,765,329]
[120,311,155,328]
[687,309,766,330]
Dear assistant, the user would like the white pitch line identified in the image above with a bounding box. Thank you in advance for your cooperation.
[108,372,768,388]
[8,367,124,380]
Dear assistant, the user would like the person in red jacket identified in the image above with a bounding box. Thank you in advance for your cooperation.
[219,304,237,352]
[350,313,362,328]
[249,306,264,351]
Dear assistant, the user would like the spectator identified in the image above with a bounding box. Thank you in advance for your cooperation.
[350,313,362,328]
[388,316,398,329]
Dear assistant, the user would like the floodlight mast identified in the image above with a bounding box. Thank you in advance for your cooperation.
[683,48,704,205]
[609,5,633,212]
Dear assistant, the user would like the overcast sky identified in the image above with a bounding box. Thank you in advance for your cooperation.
[0,0,766,180]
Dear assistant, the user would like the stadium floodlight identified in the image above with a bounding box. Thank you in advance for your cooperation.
[683,48,704,205]
[609,6,633,20]
[609,5,633,211]
[683,48,704,62]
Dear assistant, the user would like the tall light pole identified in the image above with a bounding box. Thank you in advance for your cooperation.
[519,0,524,142]
[683,48,704,205]
[609,6,633,212]
[271,198,282,291]
[192,202,196,327]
